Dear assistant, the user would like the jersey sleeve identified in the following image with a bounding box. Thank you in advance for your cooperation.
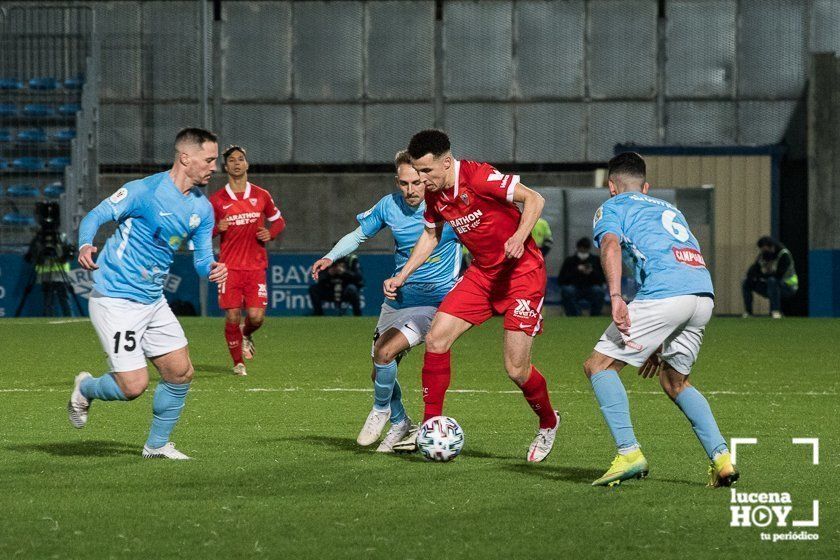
[78,180,144,247]
[263,191,283,222]
[191,203,216,277]
[356,197,388,237]
[592,200,624,248]
[422,193,444,229]
[466,161,520,204]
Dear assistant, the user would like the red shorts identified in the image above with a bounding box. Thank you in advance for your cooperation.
[218,269,268,309]
[438,263,546,335]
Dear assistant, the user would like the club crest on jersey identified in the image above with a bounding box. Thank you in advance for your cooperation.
[673,247,706,267]
[593,206,603,226]
[460,193,470,206]
[189,213,200,230]
[258,283,267,298]
[249,198,257,206]
[109,187,128,204]
[513,299,538,319]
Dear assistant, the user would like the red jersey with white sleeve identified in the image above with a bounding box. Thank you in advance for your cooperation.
[209,182,285,271]
[423,159,543,277]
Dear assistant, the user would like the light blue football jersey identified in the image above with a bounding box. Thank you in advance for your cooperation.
[357,192,460,308]
[592,192,713,300]
[78,171,215,304]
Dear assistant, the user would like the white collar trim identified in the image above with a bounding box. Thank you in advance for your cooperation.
[225,182,251,201]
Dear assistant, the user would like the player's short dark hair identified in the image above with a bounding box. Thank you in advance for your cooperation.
[576,237,592,250]
[223,144,247,161]
[175,127,218,151]
[608,152,646,182]
[407,129,451,159]
[394,149,412,170]
[757,236,777,249]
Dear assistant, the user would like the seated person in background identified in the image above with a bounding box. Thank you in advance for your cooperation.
[558,237,606,316]
[309,253,364,316]
[531,217,553,257]
[742,236,798,319]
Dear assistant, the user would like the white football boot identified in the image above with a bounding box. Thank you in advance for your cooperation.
[527,410,561,463]
[356,407,391,446]
[242,335,255,360]
[376,418,415,453]
[391,424,419,453]
[142,442,191,460]
[232,363,247,377]
[67,372,92,429]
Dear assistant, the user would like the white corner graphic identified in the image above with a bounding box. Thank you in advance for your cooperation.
[792,500,820,527]
[792,438,819,465]
[730,438,757,465]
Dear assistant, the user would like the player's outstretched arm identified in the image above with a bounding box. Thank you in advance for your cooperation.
[384,226,441,299]
[311,227,369,280]
[506,183,545,259]
[193,210,227,283]
[77,199,115,270]
[600,233,630,336]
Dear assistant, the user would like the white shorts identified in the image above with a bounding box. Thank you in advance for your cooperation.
[370,303,437,357]
[594,295,714,375]
[88,294,188,372]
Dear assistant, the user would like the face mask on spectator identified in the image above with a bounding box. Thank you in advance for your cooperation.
[577,251,590,260]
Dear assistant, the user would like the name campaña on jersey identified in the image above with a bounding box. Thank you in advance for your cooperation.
[448,209,483,234]
[228,211,262,226]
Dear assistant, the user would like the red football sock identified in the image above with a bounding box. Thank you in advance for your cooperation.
[422,350,451,422]
[242,316,261,338]
[225,322,243,365]
[520,366,558,429]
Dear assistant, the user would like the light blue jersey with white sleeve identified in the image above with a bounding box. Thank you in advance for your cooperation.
[78,171,215,304]
[355,192,461,309]
[592,192,713,300]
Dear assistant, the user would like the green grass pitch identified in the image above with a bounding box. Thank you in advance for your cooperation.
[0,316,837,558]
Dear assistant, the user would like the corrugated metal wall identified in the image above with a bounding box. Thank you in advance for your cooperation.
[645,155,771,315]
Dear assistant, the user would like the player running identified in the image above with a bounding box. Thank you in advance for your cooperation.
[68,128,228,460]
[311,150,461,452]
[209,145,286,377]
[583,152,738,487]
[384,129,560,462]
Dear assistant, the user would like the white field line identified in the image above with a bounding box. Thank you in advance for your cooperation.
[0,387,836,397]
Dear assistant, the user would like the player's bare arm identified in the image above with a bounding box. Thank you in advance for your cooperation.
[383,226,441,298]
[600,232,630,336]
[505,184,544,259]
[78,244,99,270]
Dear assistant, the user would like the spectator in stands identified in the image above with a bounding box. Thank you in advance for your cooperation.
[742,236,798,319]
[531,217,553,257]
[309,252,364,316]
[558,237,606,316]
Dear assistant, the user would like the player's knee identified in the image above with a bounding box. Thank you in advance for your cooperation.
[505,362,530,384]
[175,364,195,384]
[225,310,241,324]
[582,355,600,377]
[247,314,264,328]
[659,370,689,400]
[424,332,450,354]
[373,346,394,364]
[122,378,148,400]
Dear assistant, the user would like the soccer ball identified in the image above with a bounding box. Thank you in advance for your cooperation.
[417,416,464,462]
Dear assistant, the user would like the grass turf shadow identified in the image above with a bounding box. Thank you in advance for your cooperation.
[6,440,138,457]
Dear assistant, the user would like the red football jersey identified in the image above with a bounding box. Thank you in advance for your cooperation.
[209,182,283,271]
[423,159,543,277]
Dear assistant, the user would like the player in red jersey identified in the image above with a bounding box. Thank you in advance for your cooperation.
[384,129,560,462]
[209,145,286,376]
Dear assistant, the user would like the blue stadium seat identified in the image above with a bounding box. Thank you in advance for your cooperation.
[29,77,59,90]
[63,76,85,90]
[58,103,81,116]
[2,212,36,226]
[43,182,64,198]
[0,159,8,170]
[6,184,40,198]
[0,103,16,117]
[48,157,71,170]
[12,157,46,171]
[17,129,47,143]
[0,78,23,90]
[23,104,55,118]
[0,129,11,143]
[52,129,76,142]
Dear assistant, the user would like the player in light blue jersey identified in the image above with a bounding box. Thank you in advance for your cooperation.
[583,152,737,487]
[310,150,461,452]
[68,128,228,460]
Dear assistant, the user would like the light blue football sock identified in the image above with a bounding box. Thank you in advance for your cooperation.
[590,370,639,452]
[674,386,728,459]
[145,381,190,449]
[373,360,398,411]
[80,373,127,401]
[389,379,406,424]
